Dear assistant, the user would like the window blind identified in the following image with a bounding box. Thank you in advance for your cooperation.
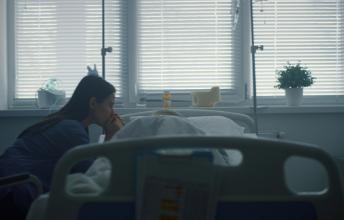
[253,0,344,96]
[137,0,240,95]
[15,0,126,99]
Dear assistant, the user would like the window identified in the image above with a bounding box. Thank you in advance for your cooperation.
[7,0,344,107]
[13,0,126,99]
[137,0,241,99]
[11,0,241,105]
[253,0,344,99]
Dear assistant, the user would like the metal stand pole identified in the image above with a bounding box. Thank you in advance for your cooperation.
[250,0,263,135]
[102,0,105,78]
[101,0,112,79]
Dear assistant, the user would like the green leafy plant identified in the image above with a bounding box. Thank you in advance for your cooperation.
[275,62,315,89]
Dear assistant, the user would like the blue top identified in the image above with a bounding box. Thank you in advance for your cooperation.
[0,119,91,201]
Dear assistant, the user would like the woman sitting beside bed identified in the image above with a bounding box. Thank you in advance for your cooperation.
[0,74,124,220]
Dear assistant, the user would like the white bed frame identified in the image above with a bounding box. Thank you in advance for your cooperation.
[43,136,344,220]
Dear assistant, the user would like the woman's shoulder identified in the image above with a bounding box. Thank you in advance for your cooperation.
[50,119,89,146]
[57,119,84,127]
[54,119,87,135]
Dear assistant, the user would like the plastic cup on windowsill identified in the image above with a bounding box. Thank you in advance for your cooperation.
[136,97,147,108]
[136,103,147,108]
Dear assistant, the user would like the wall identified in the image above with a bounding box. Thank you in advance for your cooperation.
[258,112,344,157]
[1,109,344,157]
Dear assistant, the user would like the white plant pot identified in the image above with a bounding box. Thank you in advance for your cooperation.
[285,88,303,106]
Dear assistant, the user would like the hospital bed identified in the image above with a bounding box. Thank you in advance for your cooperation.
[39,136,344,220]
[26,109,344,219]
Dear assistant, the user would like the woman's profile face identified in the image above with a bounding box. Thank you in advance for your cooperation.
[92,93,115,126]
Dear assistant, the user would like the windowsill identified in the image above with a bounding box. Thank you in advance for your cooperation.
[0,105,344,117]
[253,105,344,114]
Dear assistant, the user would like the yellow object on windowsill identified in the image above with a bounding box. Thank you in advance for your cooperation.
[191,86,220,107]
[162,91,172,109]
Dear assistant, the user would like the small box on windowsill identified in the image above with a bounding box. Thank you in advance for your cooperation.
[37,89,66,109]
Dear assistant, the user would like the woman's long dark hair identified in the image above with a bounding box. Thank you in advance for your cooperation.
[18,75,116,138]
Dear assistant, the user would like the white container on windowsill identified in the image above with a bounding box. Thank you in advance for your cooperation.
[285,88,303,107]
[37,89,66,109]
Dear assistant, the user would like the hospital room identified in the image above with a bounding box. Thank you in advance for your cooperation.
[0,0,344,219]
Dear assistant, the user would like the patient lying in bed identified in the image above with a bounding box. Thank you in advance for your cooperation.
[116,114,245,138]
[27,115,246,219]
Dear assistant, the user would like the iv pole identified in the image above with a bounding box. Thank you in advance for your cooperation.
[249,0,263,135]
[101,0,112,79]
[100,0,113,141]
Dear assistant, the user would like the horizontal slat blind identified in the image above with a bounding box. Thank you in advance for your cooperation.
[253,0,344,96]
[137,0,238,94]
[15,0,125,99]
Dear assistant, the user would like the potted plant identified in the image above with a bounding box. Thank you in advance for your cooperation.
[275,62,315,106]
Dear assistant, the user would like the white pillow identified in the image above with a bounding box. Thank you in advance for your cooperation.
[187,116,245,136]
[113,115,205,140]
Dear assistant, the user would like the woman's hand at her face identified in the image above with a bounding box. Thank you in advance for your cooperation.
[104,113,124,141]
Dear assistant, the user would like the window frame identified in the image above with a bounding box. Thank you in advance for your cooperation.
[7,0,21,109]
[131,0,247,105]
[7,0,129,108]
[250,0,344,105]
[5,0,344,109]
